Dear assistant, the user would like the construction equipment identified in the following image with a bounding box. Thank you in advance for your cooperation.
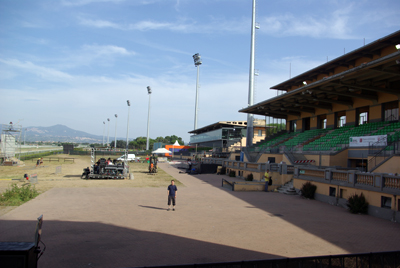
[148,156,158,173]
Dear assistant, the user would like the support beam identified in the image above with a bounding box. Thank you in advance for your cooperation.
[301,96,353,108]
[314,88,378,103]
[333,81,400,97]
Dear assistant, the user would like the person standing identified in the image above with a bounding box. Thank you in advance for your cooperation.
[264,169,270,192]
[167,180,178,211]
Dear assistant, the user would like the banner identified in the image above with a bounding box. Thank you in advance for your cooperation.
[349,135,387,147]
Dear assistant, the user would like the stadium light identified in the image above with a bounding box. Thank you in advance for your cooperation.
[193,53,202,130]
[114,114,118,150]
[102,121,105,146]
[107,118,110,147]
[396,44,400,50]
[146,86,152,151]
[126,100,131,151]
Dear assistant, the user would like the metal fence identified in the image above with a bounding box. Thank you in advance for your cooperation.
[136,251,400,268]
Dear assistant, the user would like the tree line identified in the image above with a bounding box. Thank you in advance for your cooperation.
[90,135,184,150]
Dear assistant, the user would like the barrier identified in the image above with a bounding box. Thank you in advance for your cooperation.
[144,250,400,268]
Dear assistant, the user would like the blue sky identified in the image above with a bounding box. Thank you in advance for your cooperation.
[1,0,399,144]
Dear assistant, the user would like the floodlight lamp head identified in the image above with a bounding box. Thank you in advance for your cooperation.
[193,53,202,66]
[127,100,130,106]
[303,81,307,85]
[396,44,400,50]
[147,86,152,94]
[107,118,110,121]
[115,114,118,118]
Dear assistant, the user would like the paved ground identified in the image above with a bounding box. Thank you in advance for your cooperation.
[1,163,399,268]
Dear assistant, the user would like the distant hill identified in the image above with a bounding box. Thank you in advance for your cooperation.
[22,124,103,143]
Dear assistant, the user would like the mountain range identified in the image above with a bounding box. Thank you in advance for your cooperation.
[1,124,104,143]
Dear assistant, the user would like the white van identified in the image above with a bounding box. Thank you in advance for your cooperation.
[117,154,138,162]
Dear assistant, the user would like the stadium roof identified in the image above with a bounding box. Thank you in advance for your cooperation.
[239,30,400,119]
[188,121,247,135]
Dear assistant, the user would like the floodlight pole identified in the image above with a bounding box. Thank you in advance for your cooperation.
[102,121,105,146]
[246,0,257,147]
[107,118,110,147]
[126,100,131,151]
[146,86,152,151]
[193,53,202,130]
[114,114,118,150]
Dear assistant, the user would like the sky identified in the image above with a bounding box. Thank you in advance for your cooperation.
[1,0,399,144]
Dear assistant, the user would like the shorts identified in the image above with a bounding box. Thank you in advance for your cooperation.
[168,195,176,206]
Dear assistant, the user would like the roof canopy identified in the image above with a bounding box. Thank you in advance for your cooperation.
[239,30,400,119]
[152,148,172,154]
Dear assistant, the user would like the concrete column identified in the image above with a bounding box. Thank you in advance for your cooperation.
[348,170,356,185]
[325,168,333,182]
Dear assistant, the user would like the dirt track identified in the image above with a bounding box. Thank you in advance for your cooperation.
[0,155,180,215]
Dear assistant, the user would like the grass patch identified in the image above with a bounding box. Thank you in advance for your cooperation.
[0,183,39,206]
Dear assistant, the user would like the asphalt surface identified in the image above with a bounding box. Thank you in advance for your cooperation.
[1,162,399,268]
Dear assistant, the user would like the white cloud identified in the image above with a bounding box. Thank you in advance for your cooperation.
[82,44,136,56]
[78,16,249,34]
[78,17,121,28]
[259,11,354,39]
[61,0,125,7]
[0,59,73,81]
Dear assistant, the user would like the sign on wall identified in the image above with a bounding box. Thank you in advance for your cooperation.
[349,135,387,147]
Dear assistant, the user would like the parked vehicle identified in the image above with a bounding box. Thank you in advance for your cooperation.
[117,154,139,162]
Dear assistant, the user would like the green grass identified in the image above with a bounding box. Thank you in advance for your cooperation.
[0,183,39,206]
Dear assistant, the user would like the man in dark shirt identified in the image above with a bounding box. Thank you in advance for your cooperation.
[167,180,178,211]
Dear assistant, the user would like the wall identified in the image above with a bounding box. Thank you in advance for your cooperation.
[373,156,400,174]
[258,153,284,163]
[369,105,382,122]
[293,178,400,222]
[346,109,356,125]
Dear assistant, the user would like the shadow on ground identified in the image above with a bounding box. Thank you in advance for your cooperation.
[168,166,400,255]
[0,219,281,268]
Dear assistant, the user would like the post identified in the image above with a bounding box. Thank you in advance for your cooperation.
[146,86,152,151]
[193,53,202,130]
[114,114,118,151]
[107,118,110,147]
[246,0,257,147]
[194,63,200,130]
[126,101,131,151]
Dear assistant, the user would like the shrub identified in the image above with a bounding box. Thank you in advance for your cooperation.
[245,173,253,181]
[0,183,39,206]
[347,193,369,214]
[300,182,317,199]
[229,170,236,177]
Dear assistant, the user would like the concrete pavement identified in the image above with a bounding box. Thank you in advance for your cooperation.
[1,162,399,268]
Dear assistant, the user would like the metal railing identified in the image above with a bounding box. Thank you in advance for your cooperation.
[368,140,399,171]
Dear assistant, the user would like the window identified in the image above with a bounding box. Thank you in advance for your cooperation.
[329,187,336,197]
[338,115,346,127]
[384,101,399,121]
[359,112,368,125]
[381,196,392,209]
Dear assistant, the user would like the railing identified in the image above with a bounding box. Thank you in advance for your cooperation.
[296,167,400,193]
[146,250,400,268]
[368,140,399,171]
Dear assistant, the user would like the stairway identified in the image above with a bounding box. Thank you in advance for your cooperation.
[277,180,297,195]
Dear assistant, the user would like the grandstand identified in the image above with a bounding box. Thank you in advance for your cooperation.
[239,30,400,173]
